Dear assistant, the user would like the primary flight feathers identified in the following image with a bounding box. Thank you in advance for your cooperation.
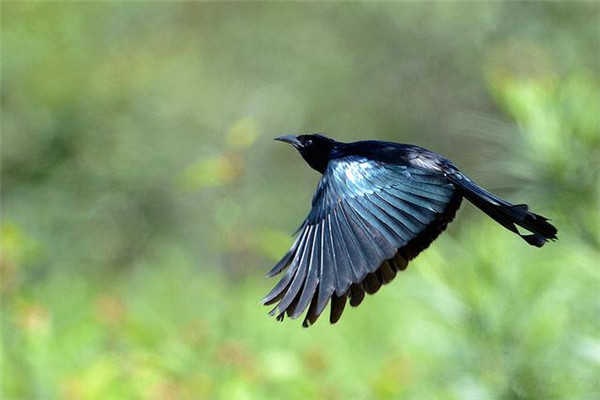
[262,134,557,327]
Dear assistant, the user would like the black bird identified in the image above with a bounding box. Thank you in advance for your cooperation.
[262,134,557,327]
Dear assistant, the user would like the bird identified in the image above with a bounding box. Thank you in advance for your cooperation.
[262,134,557,327]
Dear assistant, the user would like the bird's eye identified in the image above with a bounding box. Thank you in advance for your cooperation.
[305,139,313,145]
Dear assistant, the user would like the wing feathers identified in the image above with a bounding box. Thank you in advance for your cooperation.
[316,217,336,316]
[264,157,461,326]
[342,202,393,262]
[336,207,370,280]
[292,224,322,318]
[261,228,310,305]
[379,260,397,283]
[368,193,415,240]
[385,187,443,220]
[349,283,365,307]
[328,213,353,294]
[361,195,410,245]
[303,290,321,327]
[397,183,453,203]
[274,226,313,314]
[363,272,382,295]
[329,293,347,323]
[372,190,426,233]
[266,227,307,277]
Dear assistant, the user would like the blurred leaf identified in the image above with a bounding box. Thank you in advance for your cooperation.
[178,153,244,190]
[226,117,258,150]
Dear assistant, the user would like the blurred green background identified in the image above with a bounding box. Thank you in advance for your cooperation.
[2,2,599,399]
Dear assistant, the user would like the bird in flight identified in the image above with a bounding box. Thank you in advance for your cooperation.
[262,134,557,327]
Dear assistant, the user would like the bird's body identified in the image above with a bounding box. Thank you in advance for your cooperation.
[263,134,557,327]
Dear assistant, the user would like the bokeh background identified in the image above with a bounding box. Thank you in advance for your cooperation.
[2,2,599,399]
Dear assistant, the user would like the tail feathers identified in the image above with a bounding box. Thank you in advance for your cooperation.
[447,171,557,247]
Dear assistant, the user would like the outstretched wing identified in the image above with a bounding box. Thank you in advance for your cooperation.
[262,156,462,327]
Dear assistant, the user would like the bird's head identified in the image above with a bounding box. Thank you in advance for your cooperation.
[275,133,339,173]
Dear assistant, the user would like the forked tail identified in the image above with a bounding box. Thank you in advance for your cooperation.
[446,170,557,247]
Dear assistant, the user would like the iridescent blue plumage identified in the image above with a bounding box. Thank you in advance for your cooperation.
[263,134,557,327]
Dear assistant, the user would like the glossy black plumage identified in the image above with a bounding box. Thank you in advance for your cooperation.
[263,134,557,327]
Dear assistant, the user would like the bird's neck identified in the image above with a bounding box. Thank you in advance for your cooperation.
[303,154,331,174]
[301,147,343,174]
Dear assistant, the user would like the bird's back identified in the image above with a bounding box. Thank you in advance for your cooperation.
[334,140,450,173]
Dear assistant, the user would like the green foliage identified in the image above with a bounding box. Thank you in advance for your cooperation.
[2,2,598,400]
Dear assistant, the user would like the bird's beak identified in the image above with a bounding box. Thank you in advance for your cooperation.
[274,135,301,147]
